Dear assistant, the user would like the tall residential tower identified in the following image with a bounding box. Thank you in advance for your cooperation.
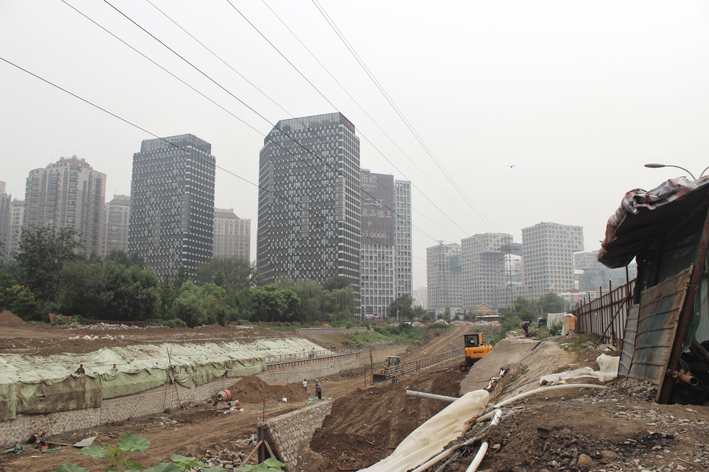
[128,134,215,280]
[23,156,105,254]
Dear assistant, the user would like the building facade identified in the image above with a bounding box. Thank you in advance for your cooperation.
[426,243,463,314]
[521,222,584,299]
[213,208,251,260]
[257,112,361,302]
[0,182,11,258]
[8,199,25,256]
[99,195,131,257]
[23,156,105,254]
[461,233,513,311]
[394,180,413,299]
[128,134,215,280]
[575,249,637,292]
[358,171,412,318]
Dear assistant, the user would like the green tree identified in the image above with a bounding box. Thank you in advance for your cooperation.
[293,279,324,322]
[105,249,145,269]
[212,269,226,287]
[387,294,414,320]
[173,265,190,289]
[201,282,227,325]
[158,276,177,319]
[14,226,83,301]
[413,305,426,319]
[174,281,206,327]
[322,276,350,292]
[195,256,259,289]
[441,308,451,321]
[540,292,567,315]
[57,261,109,319]
[4,285,37,320]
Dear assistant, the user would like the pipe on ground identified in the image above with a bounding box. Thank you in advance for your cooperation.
[410,435,479,472]
[405,390,458,403]
[678,371,699,386]
[493,383,607,409]
[465,441,489,472]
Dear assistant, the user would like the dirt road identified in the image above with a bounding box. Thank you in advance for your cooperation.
[404,325,468,362]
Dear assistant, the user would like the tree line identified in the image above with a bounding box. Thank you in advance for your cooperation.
[0,226,357,326]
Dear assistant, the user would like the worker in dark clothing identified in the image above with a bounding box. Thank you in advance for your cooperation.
[315,380,322,400]
[521,320,531,335]
[75,364,85,375]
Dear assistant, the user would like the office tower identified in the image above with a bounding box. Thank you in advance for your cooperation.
[412,287,428,310]
[8,199,24,256]
[461,233,513,311]
[426,243,463,315]
[257,112,361,300]
[23,156,106,254]
[395,180,413,299]
[521,222,584,299]
[0,182,10,258]
[99,195,131,256]
[128,134,215,280]
[213,208,251,260]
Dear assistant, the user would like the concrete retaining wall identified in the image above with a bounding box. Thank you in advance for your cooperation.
[0,345,408,448]
[0,376,236,448]
[259,345,408,384]
[266,400,333,472]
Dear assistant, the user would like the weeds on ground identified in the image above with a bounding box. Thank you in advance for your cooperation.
[426,322,452,330]
[497,364,529,394]
[560,332,600,353]
[346,330,387,347]
[53,433,287,472]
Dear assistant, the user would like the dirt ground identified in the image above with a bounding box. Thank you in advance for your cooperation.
[3,325,708,472]
[0,321,296,356]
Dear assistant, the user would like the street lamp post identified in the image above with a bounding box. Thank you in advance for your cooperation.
[644,163,696,180]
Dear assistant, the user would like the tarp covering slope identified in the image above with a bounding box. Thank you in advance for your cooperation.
[0,337,322,421]
[539,354,619,385]
[359,389,489,472]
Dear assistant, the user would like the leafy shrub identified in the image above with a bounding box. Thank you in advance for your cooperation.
[426,322,450,330]
[53,433,287,472]
[548,320,563,336]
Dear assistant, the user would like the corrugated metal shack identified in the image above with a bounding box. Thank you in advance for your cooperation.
[576,177,709,404]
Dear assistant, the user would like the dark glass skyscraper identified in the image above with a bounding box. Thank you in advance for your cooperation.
[128,134,215,280]
[257,112,361,299]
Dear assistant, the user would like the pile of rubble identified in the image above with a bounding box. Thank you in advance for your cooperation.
[62,323,149,330]
[194,439,260,470]
[68,334,127,341]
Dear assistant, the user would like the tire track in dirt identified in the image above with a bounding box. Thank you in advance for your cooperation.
[404,325,467,362]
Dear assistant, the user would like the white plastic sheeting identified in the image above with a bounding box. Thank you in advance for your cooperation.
[539,354,619,385]
[359,389,489,472]
[0,337,325,384]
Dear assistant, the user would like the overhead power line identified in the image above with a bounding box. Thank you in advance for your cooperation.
[310,0,500,233]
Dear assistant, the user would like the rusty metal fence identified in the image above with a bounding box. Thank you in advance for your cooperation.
[573,278,636,345]
[385,349,460,380]
[266,351,360,370]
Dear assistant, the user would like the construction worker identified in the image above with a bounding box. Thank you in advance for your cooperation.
[309,347,315,358]
[315,380,322,400]
[111,363,118,372]
[75,364,85,375]
[152,361,159,368]
[520,320,531,336]
[302,378,308,392]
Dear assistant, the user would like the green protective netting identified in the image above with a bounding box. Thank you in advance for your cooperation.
[0,337,321,420]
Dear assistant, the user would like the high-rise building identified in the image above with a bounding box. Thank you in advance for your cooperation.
[213,208,251,260]
[8,199,25,256]
[412,286,428,310]
[257,112,361,300]
[23,156,105,254]
[128,134,215,280]
[359,171,412,318]
[521,222,584,299]
[395,180,413,299]
[575,249,637,291]
[0,182,11,258]
[426,243,463,315]
[99,195,131,257]
[461,233,513,311]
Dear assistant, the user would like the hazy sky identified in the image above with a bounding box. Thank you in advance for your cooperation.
[2,1,709,289]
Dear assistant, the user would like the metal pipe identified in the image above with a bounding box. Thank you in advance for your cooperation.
[678,371,699,386]
[405,390,458,403]
[465,441,489,472]
[493,384,607,409]
[410,435,479,472]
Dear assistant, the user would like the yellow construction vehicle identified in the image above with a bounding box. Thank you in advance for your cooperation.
[372,356,402,384]
[460,332,493,372]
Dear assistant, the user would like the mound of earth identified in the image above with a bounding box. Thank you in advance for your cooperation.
[226,376,307,404]
[0,310,23,323]
[307,365,467,470]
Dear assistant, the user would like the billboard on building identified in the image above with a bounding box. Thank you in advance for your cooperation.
[361,171,395,246]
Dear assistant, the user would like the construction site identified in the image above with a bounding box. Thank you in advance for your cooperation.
[0,312,708,472]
